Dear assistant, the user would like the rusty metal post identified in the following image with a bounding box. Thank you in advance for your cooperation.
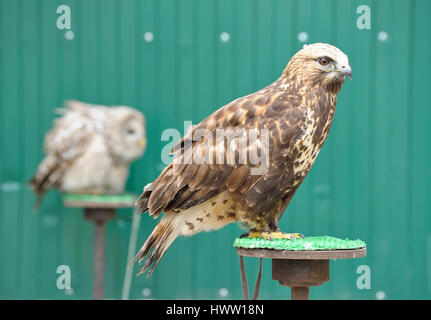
[290,287,309,300]
[84,208,116,300]
[272,259,329,300]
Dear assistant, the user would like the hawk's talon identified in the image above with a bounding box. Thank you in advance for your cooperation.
[247,231,304,240]
[291,232,305,239]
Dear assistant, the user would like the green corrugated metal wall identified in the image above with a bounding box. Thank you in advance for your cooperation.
[1,0,430,299]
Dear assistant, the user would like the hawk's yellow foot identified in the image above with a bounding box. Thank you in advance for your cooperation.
[247,231,304,240]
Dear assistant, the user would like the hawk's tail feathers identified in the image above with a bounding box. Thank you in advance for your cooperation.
[130,213,180,277]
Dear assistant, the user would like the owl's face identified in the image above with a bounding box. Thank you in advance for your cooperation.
[123,116,146,158]
[109,108,146,163]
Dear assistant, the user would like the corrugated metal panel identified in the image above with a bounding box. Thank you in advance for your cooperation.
[1,0,430,299]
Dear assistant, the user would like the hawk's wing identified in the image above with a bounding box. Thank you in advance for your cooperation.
[137,93,306,218]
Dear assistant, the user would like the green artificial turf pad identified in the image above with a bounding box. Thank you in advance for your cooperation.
[233,235,365,251]
[62,193,136,203]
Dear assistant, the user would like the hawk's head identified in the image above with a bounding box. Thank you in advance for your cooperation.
[284,43,351,92]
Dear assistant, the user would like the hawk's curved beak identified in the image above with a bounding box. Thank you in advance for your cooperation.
[341,66,352,80]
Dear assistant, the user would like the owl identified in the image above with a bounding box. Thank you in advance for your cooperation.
[29,100,146,207]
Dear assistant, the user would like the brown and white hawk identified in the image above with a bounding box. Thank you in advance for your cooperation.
[132,43,352,275]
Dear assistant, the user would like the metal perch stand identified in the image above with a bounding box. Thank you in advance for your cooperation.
[63,194,136,300]
[237,247,366,300]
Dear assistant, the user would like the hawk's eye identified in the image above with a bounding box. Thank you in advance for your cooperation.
[126,128,136,135]
[318,57,331,66]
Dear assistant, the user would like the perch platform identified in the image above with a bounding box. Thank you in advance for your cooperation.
[234,236,366,300]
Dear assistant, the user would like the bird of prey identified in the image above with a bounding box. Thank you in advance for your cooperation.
[132,43,352,275]
[29,100,146,207]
